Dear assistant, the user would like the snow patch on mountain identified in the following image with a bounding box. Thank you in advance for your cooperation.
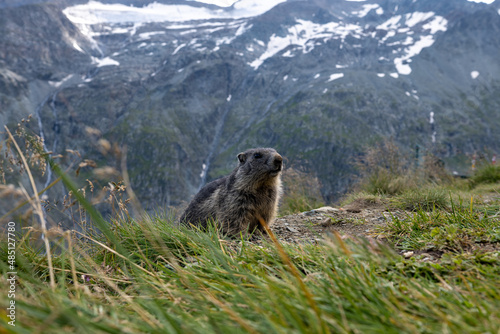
[71,40,85,53]
[173,43,187,55]
[64,1,452,77]
[249,19,362,69]
[187,0,237,7]
[92,56,120,67]
[138,31,166,40]
[394,35,435,75]
[63,0,287,24]
[328,73,344,81]
[352,4,383,17]
[49,74,75,88]
[377,15,402,31]
[405,12,434,27]
[376,12,447,75]
[467,0,495,3]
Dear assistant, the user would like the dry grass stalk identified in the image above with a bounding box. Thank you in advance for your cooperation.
[4,125,56,289]
[205,291,259,334]
[68,231,160,329]
[71,229,155,276]
[65,231,80,296]
[120,145,144,217]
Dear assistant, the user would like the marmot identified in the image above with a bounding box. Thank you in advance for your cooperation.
[180,147,283,236]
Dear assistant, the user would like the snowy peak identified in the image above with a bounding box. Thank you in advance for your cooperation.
[62,0,456,75]
[242,2,449,73]
[62,0,288,24]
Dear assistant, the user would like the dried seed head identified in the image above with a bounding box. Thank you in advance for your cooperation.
[93,166,119,179]
[85,126,101,137]
[0,184,24,198]
[98,139,111,154]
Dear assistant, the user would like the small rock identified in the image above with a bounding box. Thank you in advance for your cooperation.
[185,256,197,263]
[346,208,361,213]
[314,206,340,214]
[403,251,414,258]
[287,226,299,233]
[302,210,317,216]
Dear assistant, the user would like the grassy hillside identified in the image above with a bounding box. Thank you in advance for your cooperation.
[1,189,499,333]
[1,129,499,333]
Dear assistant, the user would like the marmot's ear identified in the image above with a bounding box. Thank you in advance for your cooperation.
[237,152,247,164]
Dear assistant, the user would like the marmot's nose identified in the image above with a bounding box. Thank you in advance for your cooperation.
[273,154,283,169]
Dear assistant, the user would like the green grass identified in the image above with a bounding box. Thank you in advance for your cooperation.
[2,196,500,333]
[470,164,500,187]
[389,187,449,211]
[358,168,417,196]
[376,199,500,252]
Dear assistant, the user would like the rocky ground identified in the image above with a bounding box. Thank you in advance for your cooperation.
[271,198,396,244]
[270,203,441,260]
[268,191,500,261]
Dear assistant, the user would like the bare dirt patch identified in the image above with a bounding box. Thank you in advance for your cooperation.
[267,195,500,261]
[270,199,404,244]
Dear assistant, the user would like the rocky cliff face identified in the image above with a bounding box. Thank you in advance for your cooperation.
[1,0,499,210]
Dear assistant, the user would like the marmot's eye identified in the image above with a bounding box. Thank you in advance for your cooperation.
[254,153,263,159]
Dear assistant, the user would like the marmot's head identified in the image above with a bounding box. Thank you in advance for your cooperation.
[236,148,283,187]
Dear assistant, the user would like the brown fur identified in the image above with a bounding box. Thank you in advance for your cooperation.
[180,148,283,236]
